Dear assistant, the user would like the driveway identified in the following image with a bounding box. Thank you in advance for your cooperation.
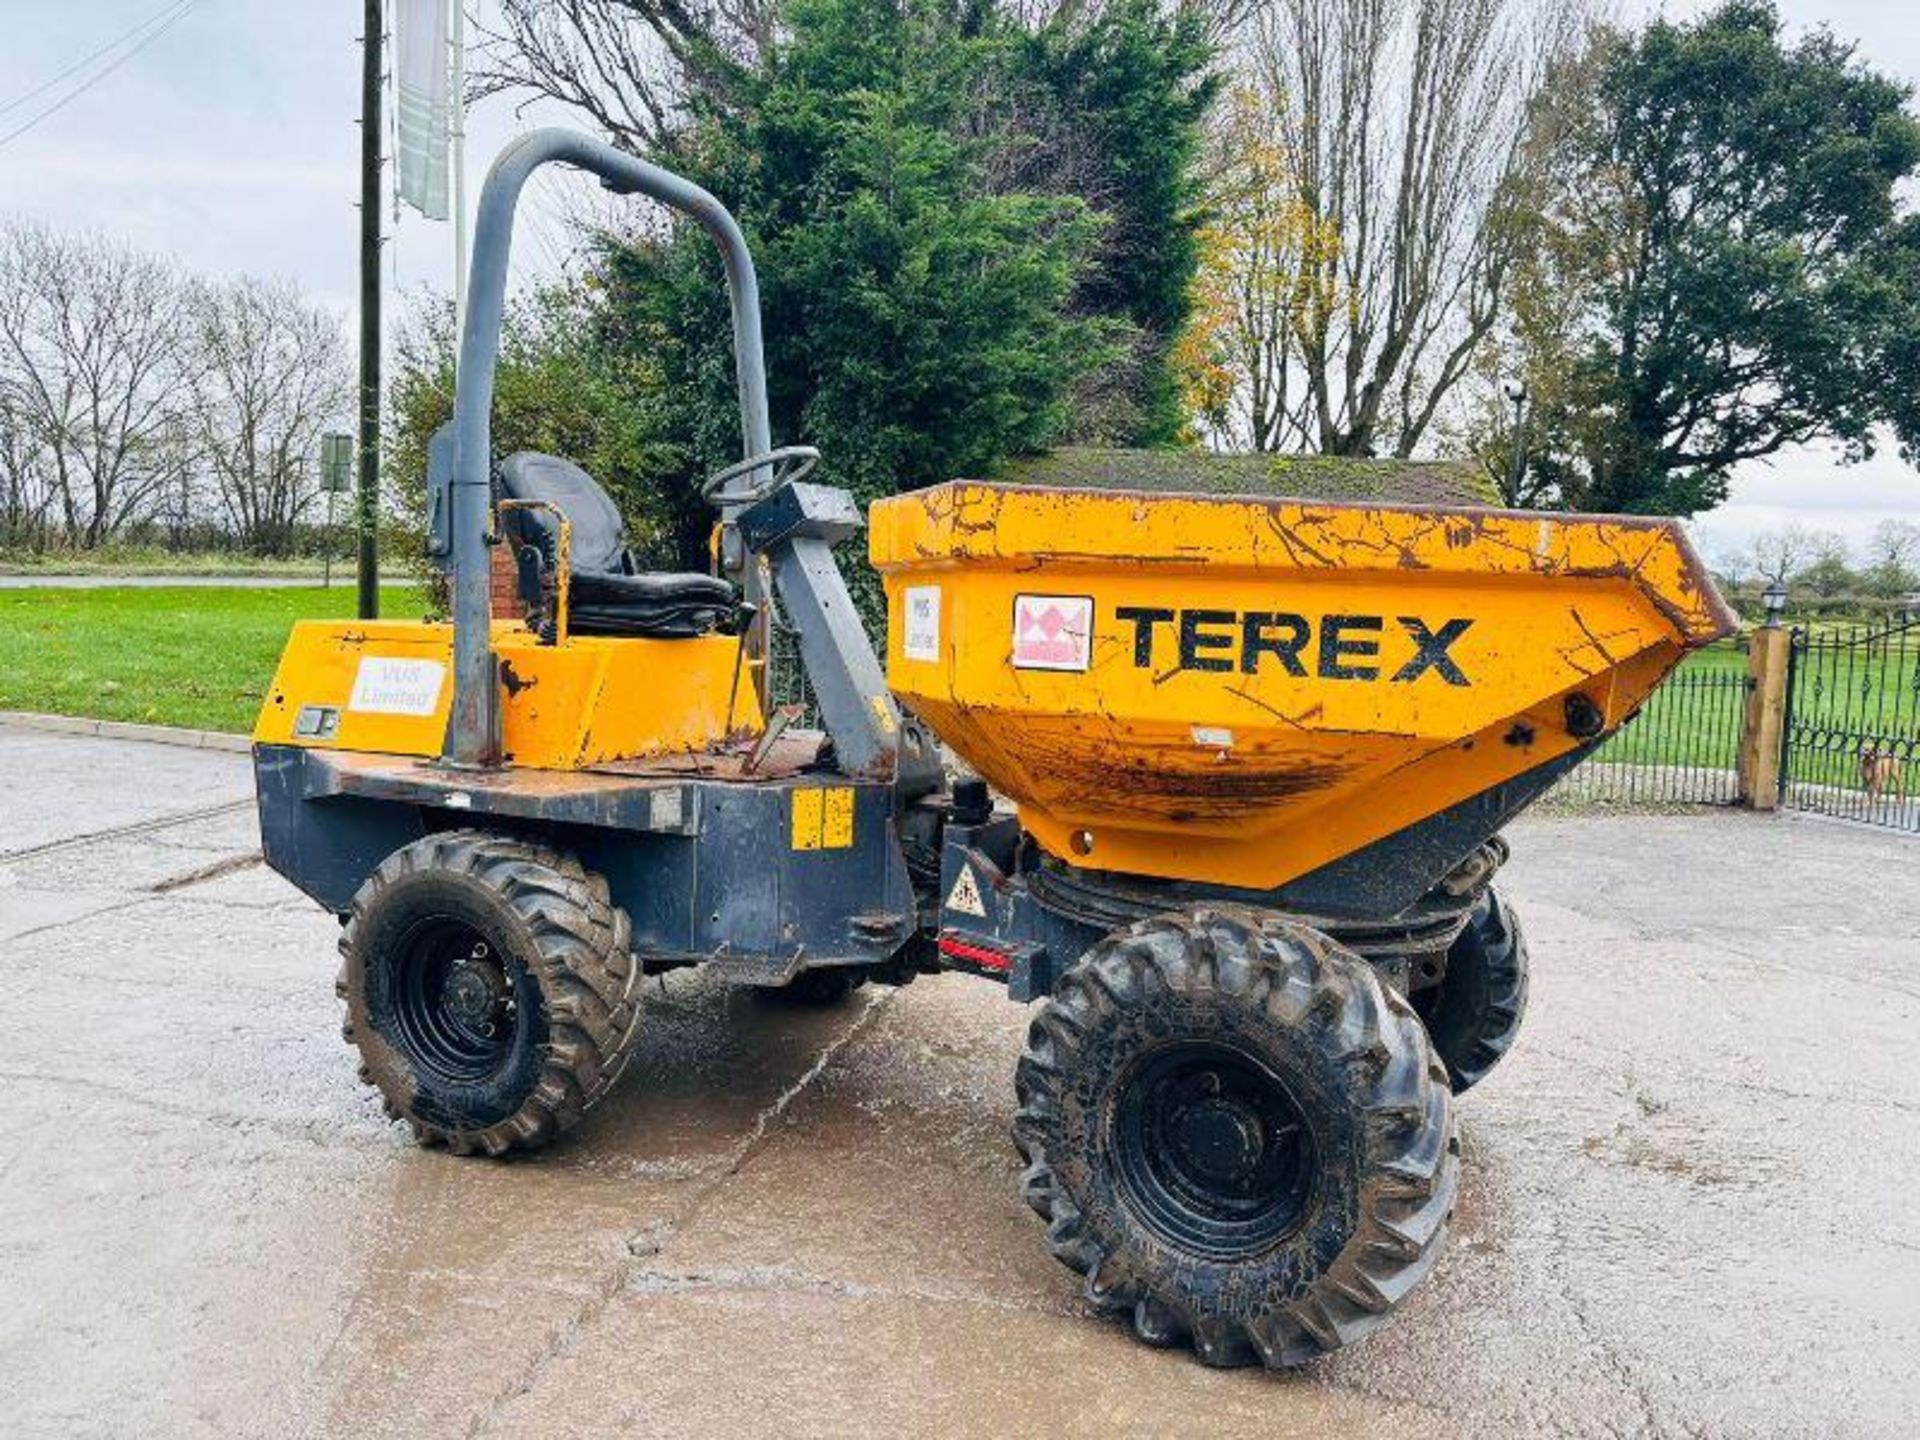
[1,722,1915,1437]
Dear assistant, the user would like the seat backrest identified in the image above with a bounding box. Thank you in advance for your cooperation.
[495,451,629,576]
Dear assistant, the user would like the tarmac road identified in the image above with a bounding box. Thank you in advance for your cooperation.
[2,721,1916,1438]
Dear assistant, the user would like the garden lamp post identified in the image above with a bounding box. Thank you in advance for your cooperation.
[1502,378,1529,504]
[1762,579,1788,629]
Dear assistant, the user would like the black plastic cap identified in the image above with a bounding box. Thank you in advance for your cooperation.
[951,777,992,826]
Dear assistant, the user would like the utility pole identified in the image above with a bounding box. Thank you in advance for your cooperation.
[451,0,469,355]
[357,0,383,620]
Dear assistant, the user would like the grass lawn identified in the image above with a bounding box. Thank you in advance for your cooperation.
[1585,624,1920,793]
[1588,640,1753,771]
[0,585,425,733]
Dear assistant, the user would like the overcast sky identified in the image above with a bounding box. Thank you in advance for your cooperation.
[0,0,1914,563]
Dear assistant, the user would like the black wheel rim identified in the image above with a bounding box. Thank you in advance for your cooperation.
[1109,1042,1318,1260]
[391,914,524,1086]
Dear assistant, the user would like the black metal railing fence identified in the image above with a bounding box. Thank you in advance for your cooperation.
[1783,615,1920,832]
[1551,638,1751,807]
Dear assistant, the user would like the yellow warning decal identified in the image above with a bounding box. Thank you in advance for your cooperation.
[791,787,855,851]
[791,789,823,850]
[822,787,854,848]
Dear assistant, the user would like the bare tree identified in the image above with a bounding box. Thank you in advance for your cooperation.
[1242,0,1581,458]
[1864,518,1920,598]
[1867,519,1920,574]
[474,0,777,152]
[0,221,194,547]
[1747,525,1844,588]
[0,389,55,547]
[183,278,354,555]
[1709,542,1752,590]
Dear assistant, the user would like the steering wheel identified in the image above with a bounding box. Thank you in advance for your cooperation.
[702,445,821,508]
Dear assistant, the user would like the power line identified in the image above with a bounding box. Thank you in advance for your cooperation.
[0,0,194,119]
[0,0,202,152]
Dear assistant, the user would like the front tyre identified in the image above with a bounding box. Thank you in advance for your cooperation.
[1013,907,1456,1368]
[338,830,643,1156]
[1414,886,1528,1094]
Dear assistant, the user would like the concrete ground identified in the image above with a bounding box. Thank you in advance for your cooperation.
[2,723,1916,1439]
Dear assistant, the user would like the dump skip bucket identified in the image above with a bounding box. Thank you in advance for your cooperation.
[871,483,1735,892]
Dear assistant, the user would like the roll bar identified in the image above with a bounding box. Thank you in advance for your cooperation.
[443,128,773,767]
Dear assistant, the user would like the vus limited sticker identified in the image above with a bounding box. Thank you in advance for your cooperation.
[347,657,446,716]
[903,585,941,662]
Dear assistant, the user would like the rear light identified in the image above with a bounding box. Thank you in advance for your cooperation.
[938,933,1012,973]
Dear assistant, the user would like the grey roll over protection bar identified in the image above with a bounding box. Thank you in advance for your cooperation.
[442,128,775,766]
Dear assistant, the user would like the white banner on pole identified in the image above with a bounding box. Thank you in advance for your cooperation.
[395,0,451,221]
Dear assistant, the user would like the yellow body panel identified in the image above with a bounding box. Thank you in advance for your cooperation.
[871,482,1734,891]
[254,620,761,768]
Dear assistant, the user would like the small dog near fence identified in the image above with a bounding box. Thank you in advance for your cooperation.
[1860,745,1907,802]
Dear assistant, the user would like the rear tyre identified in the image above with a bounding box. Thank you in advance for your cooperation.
[338,830,643,1155]
[1414,887,1528,1094]
[1013,906,1457,1368]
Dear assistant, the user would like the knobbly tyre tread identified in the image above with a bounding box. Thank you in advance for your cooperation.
[1012,905,1457,1368]
[337,829,643,1156]
[1414,886,1528,1094]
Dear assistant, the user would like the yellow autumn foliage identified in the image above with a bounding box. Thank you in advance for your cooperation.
[1175,86,1341,449]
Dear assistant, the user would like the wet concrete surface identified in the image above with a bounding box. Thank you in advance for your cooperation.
[1,723,1916,1437]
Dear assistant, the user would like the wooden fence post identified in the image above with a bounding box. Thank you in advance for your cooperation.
[1738,623,1792,810]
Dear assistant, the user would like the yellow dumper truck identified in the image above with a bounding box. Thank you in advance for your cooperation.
[253,132,1732,1367]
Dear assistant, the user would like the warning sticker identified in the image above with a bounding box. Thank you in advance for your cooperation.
[347,657,445,716]
[1011,594,1093,672]
[945,866,988,918]
[791,787,855,851]
[903,585,941,662]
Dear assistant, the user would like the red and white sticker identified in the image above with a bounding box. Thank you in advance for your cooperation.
[1011,594,1093,672]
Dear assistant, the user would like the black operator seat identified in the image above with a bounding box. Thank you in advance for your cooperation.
[494,451,736,639]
